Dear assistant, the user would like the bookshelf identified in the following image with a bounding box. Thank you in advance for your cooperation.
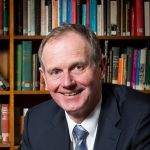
[0,0,150,149]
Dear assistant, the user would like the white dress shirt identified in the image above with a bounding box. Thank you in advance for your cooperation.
[65,99,101,150]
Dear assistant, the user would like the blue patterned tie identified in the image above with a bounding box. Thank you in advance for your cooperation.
[73,125,89,150]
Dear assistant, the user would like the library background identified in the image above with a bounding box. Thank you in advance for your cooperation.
[0,0,150,149]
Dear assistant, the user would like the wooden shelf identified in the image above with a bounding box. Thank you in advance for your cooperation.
[0,91,10,95]
[14,35,45,40]
[14,90,49,95]
[0,143,10,147]
[0,36,10,40]
[96,36,150,40]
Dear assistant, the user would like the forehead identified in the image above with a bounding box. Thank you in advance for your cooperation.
[42,31,91,56]
[41,32,92,69]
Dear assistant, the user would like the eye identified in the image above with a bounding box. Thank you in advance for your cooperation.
[49,69,63,79]
[75,64,84,71]
[71,64,86,74]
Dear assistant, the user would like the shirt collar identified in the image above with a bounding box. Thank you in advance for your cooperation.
[65,98,102,141]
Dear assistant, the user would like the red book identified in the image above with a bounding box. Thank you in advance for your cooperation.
[2,104,9,144]
[72,0,77,24]
[135,0,144,36]
[86,0,90,27]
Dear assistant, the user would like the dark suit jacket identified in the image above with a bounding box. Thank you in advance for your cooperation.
[21,84,150,150]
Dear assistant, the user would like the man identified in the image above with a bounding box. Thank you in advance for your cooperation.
[21,24,150,150]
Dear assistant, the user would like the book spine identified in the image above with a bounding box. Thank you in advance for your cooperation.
[144,1,150,36]
[135,49,141,89]
[126,47,134,87]
[112,47,120,84]
[30,0,35,35]
[145,48,150,89]
[17,0,23,35]
[97,0,101,35]
[90,0,97,33]
[122,53,127,85]
[58,0,63,26]
[0,0,3,36]
[139,48,147,90]
[32,53,40,90]
[76,0,82,24]
[48,0,52,32]
[110,0,117,36]
[41,0,46,35]
[135,0,144,36]
[86,0,90,27]
[72,0,77,24]
[117,57,123,85]
[82,2,86,26]
[67,0,72,23]
[22,41,33,91]
[45,2,49,35]
[54,0,58,28]
[23,0,28,35]
[131,48,138,89]
[62,0,67,23]
[106,0,110,35]
[35,0,41,35]
[2,104,9,144]
[117,0,121,35]
[131,6,135,36]
[3,0,9,36]
[15,44,22,90]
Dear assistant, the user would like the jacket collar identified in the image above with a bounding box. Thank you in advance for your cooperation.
[94,85,121,150]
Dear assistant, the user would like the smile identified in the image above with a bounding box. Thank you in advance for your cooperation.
[61,89,83,96]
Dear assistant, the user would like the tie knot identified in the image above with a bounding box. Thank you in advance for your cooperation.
[73,125,89,141]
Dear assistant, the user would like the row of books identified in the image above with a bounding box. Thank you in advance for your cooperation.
[0,0,9,36]
[15,41,41,91]
[14,0,150,36]
[104,44,150,90]
[15,107,28,145]
[0,103,28,145]
[0,103,9,144]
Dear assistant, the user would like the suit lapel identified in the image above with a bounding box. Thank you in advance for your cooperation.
[94,87,121,150]
[48,109,70,150]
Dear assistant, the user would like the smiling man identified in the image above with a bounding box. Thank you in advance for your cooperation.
[21,24,150,150]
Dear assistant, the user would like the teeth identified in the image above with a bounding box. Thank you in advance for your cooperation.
[63,92,78,96]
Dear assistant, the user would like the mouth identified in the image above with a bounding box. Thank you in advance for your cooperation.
[60,89,83,96]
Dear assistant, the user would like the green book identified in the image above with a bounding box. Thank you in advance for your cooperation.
[3,0,9,35]
[15,44,22,90]
[22,41,32,91]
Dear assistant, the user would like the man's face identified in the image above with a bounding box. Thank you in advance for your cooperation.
[40,32,105,121]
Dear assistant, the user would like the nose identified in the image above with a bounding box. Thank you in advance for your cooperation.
[62,72,76,89]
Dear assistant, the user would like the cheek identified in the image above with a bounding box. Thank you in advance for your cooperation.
[76,72,96,87]
[44,76,60,91]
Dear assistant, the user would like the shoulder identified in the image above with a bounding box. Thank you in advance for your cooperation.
[102,83,150,112]
[26,99,63,124]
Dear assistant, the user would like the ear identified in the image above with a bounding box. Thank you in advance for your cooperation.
[98,54,107,80]
[39,66,48,88]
